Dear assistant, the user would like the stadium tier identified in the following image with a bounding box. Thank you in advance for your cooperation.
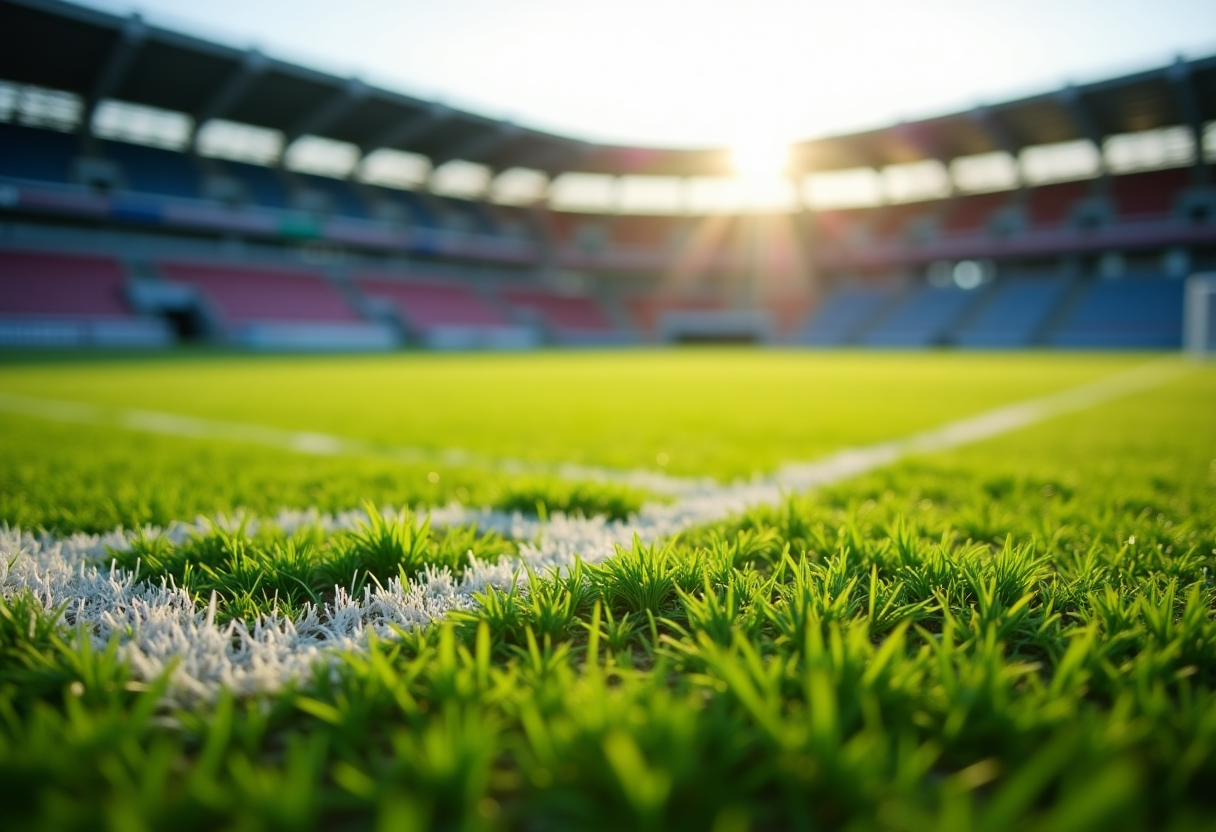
[1048,278,1185,348]
[0,0,1213,350]
[796,287,898,345]
[0,248,172,346]
[497,286,622,343]
[952,277,1073,347]
[352,274,537,349]
[155,261,397,350]
[859,286,980,347]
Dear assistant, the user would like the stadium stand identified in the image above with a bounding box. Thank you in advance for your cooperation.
[796,287,897,345]
[353,274,537,349]
[392,190,440,229]
[0,250,131,317]
[860,285,980,347]
[942,192,1010,235]
[437,197,498,235]
[811,210,871,246]
[1047,278,1184,348]
[158,261,397,350]
[294,173,369,219]
[497,287,622,343]
[1110,169,1191,219]
[0,123,78,184]
[0,249,172,347]
[872,203,936,241]
[215,161,293,210]
[100,140,201,199]
[952,277,1073,347]
[1025,181,1091,228]
[0,0,1211,352]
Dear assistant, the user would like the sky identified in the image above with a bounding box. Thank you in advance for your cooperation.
[78,0,1216,149]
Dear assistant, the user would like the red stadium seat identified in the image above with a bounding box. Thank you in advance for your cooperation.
[1026,181,1089,228]
[353,275,507,330]
[942,192,1010,234]
[0,250,133,318]
[158,262,360,323]
[498,287,614,333]
[1110,168,1189,219]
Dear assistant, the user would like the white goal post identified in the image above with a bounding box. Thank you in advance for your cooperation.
[1184,273,1216,358]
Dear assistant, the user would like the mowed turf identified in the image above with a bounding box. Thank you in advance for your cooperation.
[1,350,1215,831]
[0,350,1148,533]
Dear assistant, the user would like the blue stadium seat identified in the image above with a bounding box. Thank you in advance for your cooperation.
[0,123,80,184]
[953,278,1070,347]
[440,196,498,235]
[101,140,201,199]
[1047,278,1183,348]
[860,286,979,347]
[219,160,292,209]
[361,185,439,228]
[797,287,896,345]
[295,173,369,219]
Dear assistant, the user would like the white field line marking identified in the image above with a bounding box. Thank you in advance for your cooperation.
[0,359,1191,703]
[0,391,709,496]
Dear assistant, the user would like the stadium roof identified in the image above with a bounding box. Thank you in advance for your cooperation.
[2,0,1214,178]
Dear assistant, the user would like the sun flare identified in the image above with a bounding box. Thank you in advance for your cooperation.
[731,139,791,183]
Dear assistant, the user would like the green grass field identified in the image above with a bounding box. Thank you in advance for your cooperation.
[1,349,1214,831]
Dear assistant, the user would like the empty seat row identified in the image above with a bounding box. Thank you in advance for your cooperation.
[0,124,516,234]
[1049,279,1183,348]
[0,249,618,344]
[798,274,1184,348]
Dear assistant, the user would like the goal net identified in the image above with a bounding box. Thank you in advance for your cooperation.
[1184,273,1216,358]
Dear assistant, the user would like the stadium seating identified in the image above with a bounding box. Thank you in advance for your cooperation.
[811,210,871,246]
[100,140,202,199]
[353,274,535,349]
[438,197,497,235]
[1,250,132,317]
[295,173,369,219]
[0,249,172,346]
[613,215,680,248]
[216,161,293,210]
[392,189,440,229]
[797,287,896,345]
[952,277,1071,347]
[1026,181,1090,227]
[860,285,980,347]
[158,261,359,323]
[0,123,79,184]
[156,261,397,349]
[497,287,618,342]
[942,192,1010,235]
[1047,277,1183,348]
[872,203,935,240]
[1110,168,1190,219]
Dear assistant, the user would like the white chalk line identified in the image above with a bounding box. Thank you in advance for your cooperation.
[0,391,709,497]
[0,359,1191,703]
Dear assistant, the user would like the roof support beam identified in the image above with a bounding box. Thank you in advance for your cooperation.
[511,140,593,176]
[82,13,147,135]
[1056,85,1106,164]
[969,106,1020,158]
[1166,57,1209,184]
[283,79,367,146]
[359,103,451,154]
[191,49,268,138]
[968,105,1025,190]
[891,120,945,164]
[430,121,521,167]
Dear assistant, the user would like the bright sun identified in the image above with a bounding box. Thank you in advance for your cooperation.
[731,139,791,183]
